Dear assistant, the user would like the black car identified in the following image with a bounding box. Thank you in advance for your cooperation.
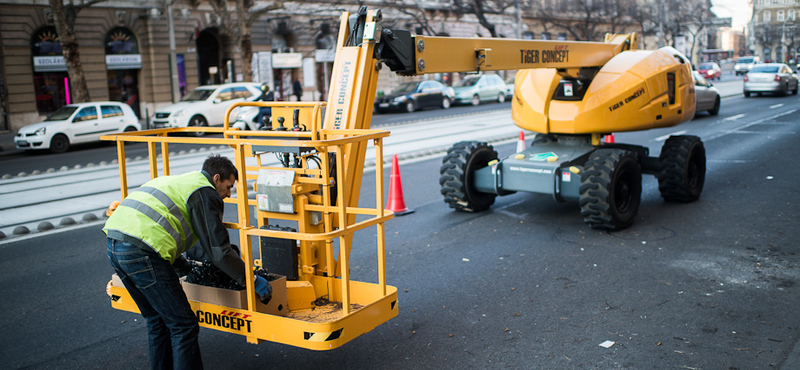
[374,80,455,113]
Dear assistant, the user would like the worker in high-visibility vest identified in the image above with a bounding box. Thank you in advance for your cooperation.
[104,154,271,369]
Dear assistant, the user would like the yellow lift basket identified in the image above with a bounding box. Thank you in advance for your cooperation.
[103,99,397,350]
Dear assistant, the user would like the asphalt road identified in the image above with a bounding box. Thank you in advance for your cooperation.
[1,92,799,369]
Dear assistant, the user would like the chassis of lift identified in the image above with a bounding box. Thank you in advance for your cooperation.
[439,134,705,230]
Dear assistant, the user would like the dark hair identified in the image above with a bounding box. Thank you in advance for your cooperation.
[202,154,238,181]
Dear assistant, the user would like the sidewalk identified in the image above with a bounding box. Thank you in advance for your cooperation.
[0,130,18,157]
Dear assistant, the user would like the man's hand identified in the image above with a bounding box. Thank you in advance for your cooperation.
[105,201,121,217]
[254,275,272,304]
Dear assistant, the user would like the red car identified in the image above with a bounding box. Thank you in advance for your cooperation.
[697,62,722,80]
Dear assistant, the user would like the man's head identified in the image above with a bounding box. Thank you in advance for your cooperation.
[261,83,270,92]
[202,155,238,198]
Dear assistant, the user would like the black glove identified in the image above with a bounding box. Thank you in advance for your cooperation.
[254,275,272,304]
[173,256,195,277]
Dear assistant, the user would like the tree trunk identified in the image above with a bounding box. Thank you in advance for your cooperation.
[471,0,498,37]
[237,0,253,82]
[49,0,90,103]
[241,34,253,82]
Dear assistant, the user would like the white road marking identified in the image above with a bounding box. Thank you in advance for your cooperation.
[706,109,798,141]
[707,159,753,163]
[770,104,784,109]
[724,114,746,121]
[654,130,687,142]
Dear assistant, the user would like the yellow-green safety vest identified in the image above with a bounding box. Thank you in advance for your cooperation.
[103,171,213,263]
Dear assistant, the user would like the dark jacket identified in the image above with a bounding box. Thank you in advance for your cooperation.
[183,171,246,285]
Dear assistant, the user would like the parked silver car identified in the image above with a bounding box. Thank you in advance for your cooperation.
[692,72,720,116]
[743,63,799,97]
[452,74,507,105]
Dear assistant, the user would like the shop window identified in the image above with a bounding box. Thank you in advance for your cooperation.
[105,27,141,117]
[31,26,69,114]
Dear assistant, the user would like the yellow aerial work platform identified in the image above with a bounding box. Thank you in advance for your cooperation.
[103,100,397,350]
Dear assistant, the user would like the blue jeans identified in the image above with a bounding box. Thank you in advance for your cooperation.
[107,239,203,370]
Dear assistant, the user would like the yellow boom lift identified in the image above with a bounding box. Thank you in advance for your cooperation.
[104,6,703,349]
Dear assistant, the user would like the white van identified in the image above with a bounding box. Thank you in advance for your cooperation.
[734,56,760,76]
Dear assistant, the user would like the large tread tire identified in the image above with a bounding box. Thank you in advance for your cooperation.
[439,141,498,212]
[657,135,706,203]
[532,133,557,145]
[579,149,642,230]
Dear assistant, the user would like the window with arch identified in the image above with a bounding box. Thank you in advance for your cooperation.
[31,26,70,114]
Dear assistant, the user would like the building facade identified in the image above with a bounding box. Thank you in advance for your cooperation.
[749,0,800,62]
[0,0,643,132]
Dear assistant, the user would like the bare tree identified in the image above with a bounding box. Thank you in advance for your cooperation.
[626,0,658,48]
[394,2,439,36]
[529,0,638,41]
[659,0,717,62]
[452,0,516,37]
[206,0,283,82]
[48,0,107,103]
[754,23,782,60]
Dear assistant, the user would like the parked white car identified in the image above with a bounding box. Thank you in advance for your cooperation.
[152,83,261,135]
[14,101,141,153]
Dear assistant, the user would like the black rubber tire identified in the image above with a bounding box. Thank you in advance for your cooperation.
[442,97,451,109]
[49,134,70,154]
[744,91,751,97]
[497,93,505,103]
[532,133,557,145]
[793,83,798,95]
[124,126,137,132]
[405,100,416,113]
[470,95,480,106]
[709,96,720,116]
[579,149,642,230]
[657,135,705,203]
[439,141,498,212]
[189,115,208,137]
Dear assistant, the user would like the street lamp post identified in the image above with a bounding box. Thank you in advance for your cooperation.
[166,1,180,103]
[515,0,521,39]
[781,17,796,63]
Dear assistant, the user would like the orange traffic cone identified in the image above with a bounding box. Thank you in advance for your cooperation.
[386,154,414,216]
[516,131,527,153]
[605,134,615,144]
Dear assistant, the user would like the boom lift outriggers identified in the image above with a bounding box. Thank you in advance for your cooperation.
[104,6,703,350]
